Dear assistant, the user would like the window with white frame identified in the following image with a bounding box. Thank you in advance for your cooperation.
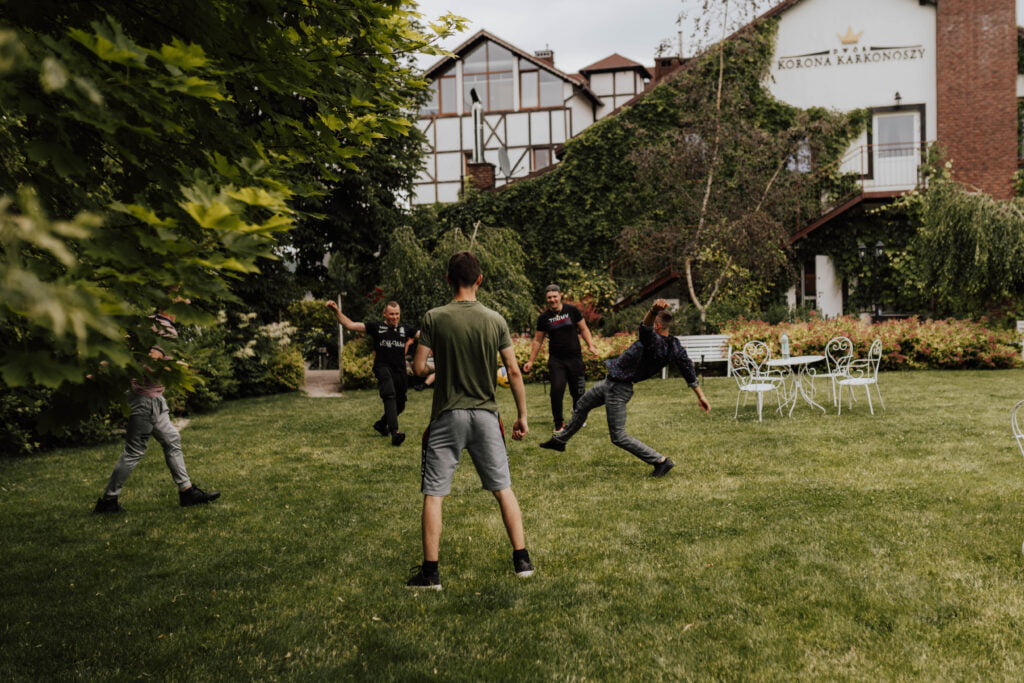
[876,113,916,158]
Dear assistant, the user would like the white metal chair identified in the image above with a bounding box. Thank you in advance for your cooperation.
[741,340,785,381]
[813,336,854,407]
[730,351,784,421]
[1012,400,1024,458]
[837,339,885,415]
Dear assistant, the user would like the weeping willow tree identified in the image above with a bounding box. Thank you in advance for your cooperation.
[894,162,1024,316]
[379,223,534,332]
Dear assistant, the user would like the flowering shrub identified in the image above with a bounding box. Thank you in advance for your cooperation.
[340,331,640,389]
[338,315,1022,382]
[720,315,1022,370]
[511,332,635,382]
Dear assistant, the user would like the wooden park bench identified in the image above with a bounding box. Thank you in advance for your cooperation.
[662,334,733,379]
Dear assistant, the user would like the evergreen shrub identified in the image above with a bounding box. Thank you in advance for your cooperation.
[340,337,376,390]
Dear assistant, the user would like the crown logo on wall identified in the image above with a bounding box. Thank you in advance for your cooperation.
[838,27,863,45]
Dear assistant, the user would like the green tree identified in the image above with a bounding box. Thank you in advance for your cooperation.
[379,223,534,331]
[890,164,1024,316]
[434,12,861,316]
[616,16,861,327]
[0,2,462,413]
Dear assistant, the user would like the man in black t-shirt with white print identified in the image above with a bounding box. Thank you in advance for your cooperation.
[523,284,598,432]
[327,299,418,446]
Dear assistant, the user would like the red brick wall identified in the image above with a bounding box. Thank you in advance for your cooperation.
[464,162,495,192]
[935,0,1017,200]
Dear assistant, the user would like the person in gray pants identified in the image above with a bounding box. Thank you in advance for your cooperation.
[540,299,710,476]
[94,310,220,513]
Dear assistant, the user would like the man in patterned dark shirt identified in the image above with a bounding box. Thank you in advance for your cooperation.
[327,299,418,446]
[540,299,710,476]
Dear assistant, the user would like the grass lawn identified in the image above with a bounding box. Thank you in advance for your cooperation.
[2,369,1024,680]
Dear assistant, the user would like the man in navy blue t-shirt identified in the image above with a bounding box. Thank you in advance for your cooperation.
[540,299,710,477]
[327,300,418,446]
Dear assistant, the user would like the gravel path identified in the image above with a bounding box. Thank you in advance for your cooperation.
[303,369,343,397]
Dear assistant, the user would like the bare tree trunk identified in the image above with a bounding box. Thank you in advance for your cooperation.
[685,0,730,327]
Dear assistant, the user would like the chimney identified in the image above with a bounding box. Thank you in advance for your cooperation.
[464,162,496,193]
[935,0,1016,199]
[652,56,684,84]
[534,49,554,66]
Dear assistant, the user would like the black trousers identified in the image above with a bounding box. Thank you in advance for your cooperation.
[548,355,586,425]
[373,365,408,434]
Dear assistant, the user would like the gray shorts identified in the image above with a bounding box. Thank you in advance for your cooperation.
[421,409,511,496]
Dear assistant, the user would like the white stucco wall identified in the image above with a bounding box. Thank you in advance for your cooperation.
[568,96,595,136]
[589,72,614,96]
[768,0,936,141]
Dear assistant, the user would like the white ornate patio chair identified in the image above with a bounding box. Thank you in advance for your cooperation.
[741,340,785,381]
[812,336,854,407]
[1012,400,1024,458]
[730,351,784,421]
[837,339,885,415]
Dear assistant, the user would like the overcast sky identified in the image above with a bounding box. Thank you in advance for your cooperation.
[413,0,1024,75]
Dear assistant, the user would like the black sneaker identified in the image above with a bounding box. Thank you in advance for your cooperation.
[406,565,442,590]
[539,438,566,452]
[651,458,675,478]
[93,496,125,514]
[514,556,535,578]
[391,432,406,447]
[372,419,388,436]
[179,485,221,507]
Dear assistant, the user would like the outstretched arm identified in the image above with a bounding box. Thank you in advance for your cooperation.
[641,298,668,327]
[692,384,711,414]
[522,330,546,374]
[326,300,366,333]
[413,343,432,378]
[404,330,420,355]
[500,345,528,440]
[576,318,598,356]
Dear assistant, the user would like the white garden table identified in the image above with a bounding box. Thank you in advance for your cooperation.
[766,355,826,417]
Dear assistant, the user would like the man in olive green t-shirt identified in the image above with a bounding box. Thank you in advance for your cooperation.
[406,251,533,590]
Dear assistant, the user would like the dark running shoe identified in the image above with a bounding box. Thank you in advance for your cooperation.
[514,556,535,578]
[651,458,675,478]
[406,565,442,590]
[372,419,388,436]
[391,432,406,447]
[93,496,125,514]
[539,438,566,452]
[179,485,221,507]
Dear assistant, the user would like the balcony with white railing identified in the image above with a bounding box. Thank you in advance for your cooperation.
[790,141,932,243]
[836,141,931,196]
